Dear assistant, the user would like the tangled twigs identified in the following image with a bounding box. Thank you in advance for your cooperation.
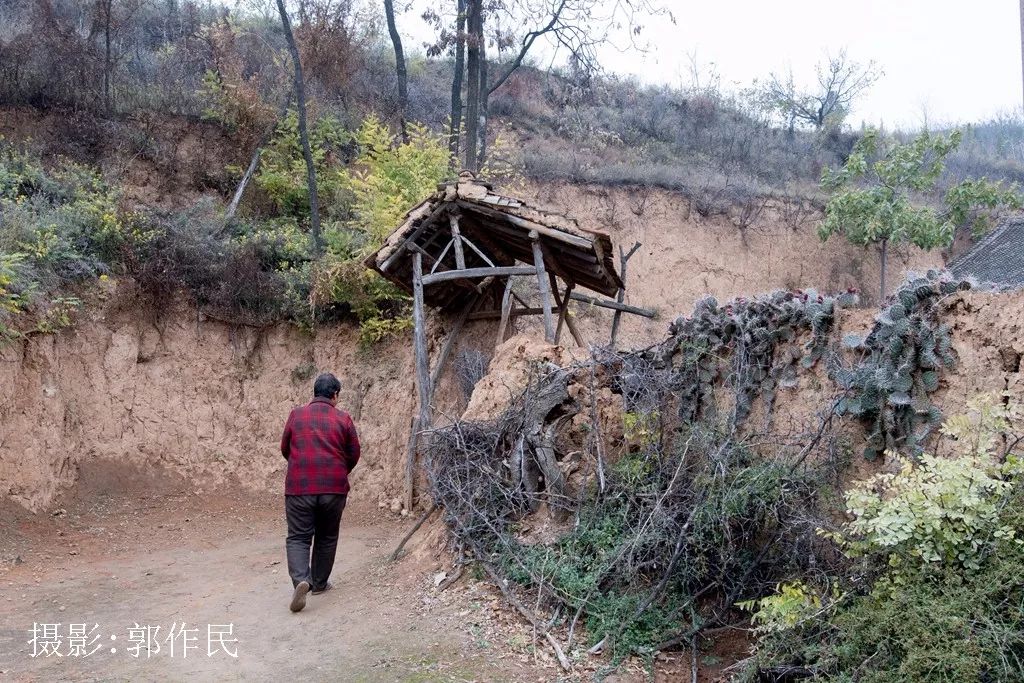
[425,290,850,664]
[478,558,572,671]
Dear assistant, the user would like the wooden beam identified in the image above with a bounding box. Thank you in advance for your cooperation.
[497,276,515,346]
[379,204,447,272]
[412,253,432,427]
[429,238,455,274]
[569,291,655,318]
[422,265,537,286]
[449,213,467,270]
[475,275,496,294]
[461,226,515,266]
[564,307,586,348]
[461,234,496,267]
[532,232,555,343]
[470,306,564,321]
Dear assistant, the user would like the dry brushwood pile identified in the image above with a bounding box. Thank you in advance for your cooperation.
[424,271,985,670]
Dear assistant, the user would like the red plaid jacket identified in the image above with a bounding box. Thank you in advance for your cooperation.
[280,397,361,495]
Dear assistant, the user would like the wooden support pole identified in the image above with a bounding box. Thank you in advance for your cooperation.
[412,253,432,428]
[470,306,565,321]
[569,291,655,318]
[496,275,515,346]
[547,271,565,343]
[610,241,642,346]
[389,502,439,561]
[449,213,467,269]
[460,233,496,267]
[475,275,496,293]
[428,238,455,274]
[531,232,555,343]
[564,308,586,348]
[554,280,575,345]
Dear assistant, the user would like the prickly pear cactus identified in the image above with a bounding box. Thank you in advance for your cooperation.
[656,288,852,428]
[831,270,981,460]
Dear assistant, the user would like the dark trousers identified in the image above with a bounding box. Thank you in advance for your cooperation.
[285,494,347,590]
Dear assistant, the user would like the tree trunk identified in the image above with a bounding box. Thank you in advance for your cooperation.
[463,0,482,173]
[477,30,488,170]
[448,0,466,166]
[879,238,888,304]
[103,0,113,112]
[383,0,408,142]
[275,0,323,255]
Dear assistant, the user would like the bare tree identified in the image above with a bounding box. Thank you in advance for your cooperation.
[275,0,323,254]
[427,0,668,172]
[97,0,114,111]
[759,51,881,131]
[383,0,409,141]
[448,0,467,165]
[463,0,483,171]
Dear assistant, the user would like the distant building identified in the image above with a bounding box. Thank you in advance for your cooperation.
[950,217,1024,288]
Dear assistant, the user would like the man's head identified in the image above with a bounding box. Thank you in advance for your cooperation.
[313,373,342,404]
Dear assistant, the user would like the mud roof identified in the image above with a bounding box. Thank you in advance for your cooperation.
[950,216,1024,288]
[365,175,623,310]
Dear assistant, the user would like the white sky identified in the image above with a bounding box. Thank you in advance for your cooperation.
[398,0,1024,129]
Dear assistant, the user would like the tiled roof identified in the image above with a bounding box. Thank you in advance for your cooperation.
[950,217,1024,288]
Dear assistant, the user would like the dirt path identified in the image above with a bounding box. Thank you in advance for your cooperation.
[0,488,556,682]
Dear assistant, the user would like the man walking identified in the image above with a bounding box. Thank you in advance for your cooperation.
[280,373,361,612]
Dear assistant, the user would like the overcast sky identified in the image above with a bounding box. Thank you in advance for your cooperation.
[400,0,1023,129]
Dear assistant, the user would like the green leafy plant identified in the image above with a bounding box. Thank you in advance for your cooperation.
[746,395,1024,682]
[832,394,1022,572]
[342,114,450,243]
[0,140,131,342]
[819,129,1021,301]
[739,581,840,634]
[622,410,660,445]
[255,111,347,220]
[307,115,449,344]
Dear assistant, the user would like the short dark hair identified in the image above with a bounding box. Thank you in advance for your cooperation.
[313,373,341,399]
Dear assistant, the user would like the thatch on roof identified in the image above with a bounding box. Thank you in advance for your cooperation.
[950,217,1024,288]
[365,176,623,311]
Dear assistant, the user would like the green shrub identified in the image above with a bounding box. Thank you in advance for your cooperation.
[833,394,1022,573]
[0,140,126,341]
[254,111,348,220]
[746,395,1024,682]
[342,114,450,242]
[308,114,449,343]
[494,429,819,660]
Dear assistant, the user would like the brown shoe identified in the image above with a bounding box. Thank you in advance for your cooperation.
[290,581,310,612]
[311,581,333,595]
